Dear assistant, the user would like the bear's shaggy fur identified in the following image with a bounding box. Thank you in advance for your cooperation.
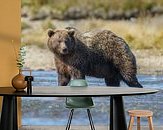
[47,28,142,87]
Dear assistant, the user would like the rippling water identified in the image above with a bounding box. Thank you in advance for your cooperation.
[22,70,163,126]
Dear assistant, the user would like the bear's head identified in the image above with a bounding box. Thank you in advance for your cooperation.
[47,29,75,56]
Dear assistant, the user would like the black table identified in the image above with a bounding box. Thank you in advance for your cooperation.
[0,86,158,130]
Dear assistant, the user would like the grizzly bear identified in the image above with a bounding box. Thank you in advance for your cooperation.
[47,27,142,88]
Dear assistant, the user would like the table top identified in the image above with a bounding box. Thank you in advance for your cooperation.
[0,86,158,97]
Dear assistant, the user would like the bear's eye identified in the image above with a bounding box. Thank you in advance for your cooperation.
[58,40,62,43]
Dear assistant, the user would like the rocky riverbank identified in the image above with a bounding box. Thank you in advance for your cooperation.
[24,45,163,75]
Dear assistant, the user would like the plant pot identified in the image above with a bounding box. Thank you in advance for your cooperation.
[12,69,27,91]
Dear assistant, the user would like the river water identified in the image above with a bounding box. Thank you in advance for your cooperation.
[22,70,163,126]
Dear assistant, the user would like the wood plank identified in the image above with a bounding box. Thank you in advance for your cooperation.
[20,125,163,130]
[20,125,107,130]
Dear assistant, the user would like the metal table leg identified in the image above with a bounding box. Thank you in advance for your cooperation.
[110,96,127,130]
[0,96,18,130]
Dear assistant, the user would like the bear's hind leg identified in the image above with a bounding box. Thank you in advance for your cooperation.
[122,76,143,88]
[105,77,120,87]
[124,79,143,88]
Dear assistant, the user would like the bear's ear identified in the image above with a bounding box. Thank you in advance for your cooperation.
[48,29,55,37]
[68,30,75,37]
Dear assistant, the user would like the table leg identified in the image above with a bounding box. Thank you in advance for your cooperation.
[0,96,18,130]
[110,96,127,130]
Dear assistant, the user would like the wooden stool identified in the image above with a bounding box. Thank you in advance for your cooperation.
[128,110,154,130]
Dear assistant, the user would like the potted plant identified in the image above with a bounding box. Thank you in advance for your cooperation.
[11,40,27,91]
[16,46,26,71]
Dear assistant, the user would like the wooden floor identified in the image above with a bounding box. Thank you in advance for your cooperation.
[20,125,163,130]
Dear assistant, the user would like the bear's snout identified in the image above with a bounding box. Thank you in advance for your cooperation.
[62,48,68,54]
